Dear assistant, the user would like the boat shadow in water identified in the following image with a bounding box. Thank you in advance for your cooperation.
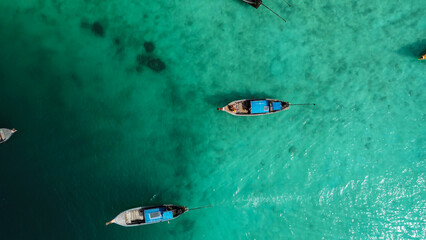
[396,39,426,58]
[204,91,272,107]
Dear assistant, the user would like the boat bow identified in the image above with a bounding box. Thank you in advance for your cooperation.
[0,128,17,143]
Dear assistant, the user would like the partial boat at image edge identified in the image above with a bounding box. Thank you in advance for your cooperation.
[0,128,17,144]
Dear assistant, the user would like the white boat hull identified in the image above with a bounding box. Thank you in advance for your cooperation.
[0,128,16,144]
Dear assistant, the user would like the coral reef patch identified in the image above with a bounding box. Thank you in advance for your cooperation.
[144,41,155,53]
[91,21,104,37]
[137,54,166,72]
[136,41,165,72]
[147,57,165,72]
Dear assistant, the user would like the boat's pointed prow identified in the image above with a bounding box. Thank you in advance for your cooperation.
[0,128,17,144]
[419,54,426,60]
[217,108,223,111]
[105,219,115,226]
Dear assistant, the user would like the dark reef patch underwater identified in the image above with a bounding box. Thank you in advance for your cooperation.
[91,21,105,37]
[136,43,166,73]
[80,20,105,37]
[144,41,155,53]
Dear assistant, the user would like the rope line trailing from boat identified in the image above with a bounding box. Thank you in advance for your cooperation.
[282,0,291,7]
[290,104,316,106]
[261,3,287,22]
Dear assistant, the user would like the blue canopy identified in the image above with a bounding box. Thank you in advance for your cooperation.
[144,208,173,223]
[272,102,282,111]
[251,100,269,114]
[163,211,173,220]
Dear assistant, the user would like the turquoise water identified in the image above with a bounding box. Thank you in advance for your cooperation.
[0,0,425,239]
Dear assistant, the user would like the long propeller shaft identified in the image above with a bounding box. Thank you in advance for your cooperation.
[290,103,316,106]
[261,3,287,22]
[282,0,291,7]
[188,205,213,211]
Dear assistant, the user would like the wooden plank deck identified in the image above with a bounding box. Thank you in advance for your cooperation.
[236,102,249,114]
[125,209,143,224]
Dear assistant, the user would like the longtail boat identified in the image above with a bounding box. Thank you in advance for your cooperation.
[218,99,315,116]
[242,0,290,22]
[419,54,426,60]
[106,204,211,227]
[218,99,289,116]
[0,128,17,144]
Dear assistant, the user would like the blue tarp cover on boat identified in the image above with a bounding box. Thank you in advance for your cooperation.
[163,211,173,220]
[272,102,282,111]
[144,208,170,223]
[251,100,269,114]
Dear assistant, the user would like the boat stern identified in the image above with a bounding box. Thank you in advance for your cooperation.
[282,102,290,110]
[243,0,262,8]
[180,206,189,214]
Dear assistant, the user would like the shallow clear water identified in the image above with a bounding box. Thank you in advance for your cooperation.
[0,0,424,239]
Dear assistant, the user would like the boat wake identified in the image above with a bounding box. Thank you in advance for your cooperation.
[231,193,295,208]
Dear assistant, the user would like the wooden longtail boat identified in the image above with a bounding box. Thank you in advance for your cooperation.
[106,204,211,227]
[242,0,289,22]
[218,99,290,116]
[0,128,17,144]
[419,54,426,60]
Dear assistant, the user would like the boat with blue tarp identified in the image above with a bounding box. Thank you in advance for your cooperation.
[0,128,17,144]
[106,204,211,227]
[242,0,289,22]
[218,99,290,116]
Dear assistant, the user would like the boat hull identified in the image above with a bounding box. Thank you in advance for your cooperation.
[243,0,262,8]
[107,204,188,227]
[218,99,289,116]
[0,128,16,144]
